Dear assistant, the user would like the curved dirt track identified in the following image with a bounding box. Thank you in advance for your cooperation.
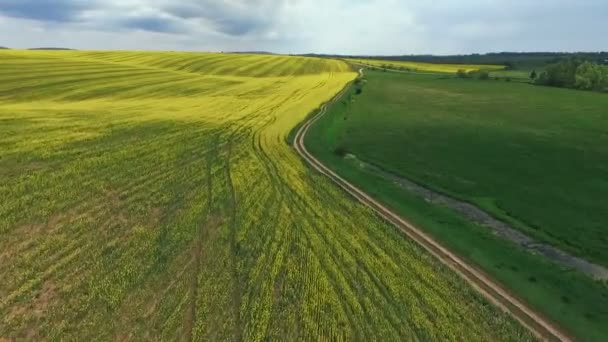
[293,68,572,342]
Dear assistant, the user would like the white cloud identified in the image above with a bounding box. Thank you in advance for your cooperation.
[0,0,605,54]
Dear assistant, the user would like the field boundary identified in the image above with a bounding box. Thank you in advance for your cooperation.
[293,68,572,342]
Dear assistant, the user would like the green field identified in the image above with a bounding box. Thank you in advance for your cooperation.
[0,51,531,340]
[305,69,608,340]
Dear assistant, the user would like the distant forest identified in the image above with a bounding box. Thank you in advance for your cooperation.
[28,47,75,51]
[0,47,75,50]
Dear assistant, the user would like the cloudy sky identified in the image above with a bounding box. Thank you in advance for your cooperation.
[0,0,606,55]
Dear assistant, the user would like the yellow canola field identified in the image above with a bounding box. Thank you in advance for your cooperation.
[0,50,528,340]
[346,57,505,73]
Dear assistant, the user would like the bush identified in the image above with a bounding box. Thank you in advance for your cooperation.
[536,58,608,92]
[477,70,490,80]
[574,61,608,91]
[459,70,489,80]
[456,69,468,78]
[535,57,582,88]
[333,146,348,157]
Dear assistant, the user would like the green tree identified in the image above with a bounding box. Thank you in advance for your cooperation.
[530,70,537,80]
[456,69,468,78]
[575,61,608,91]
[535,58,582,88]
[477,70,490,80]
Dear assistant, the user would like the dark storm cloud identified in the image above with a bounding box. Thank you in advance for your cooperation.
[164,1,282,36]
[0,0,95,22]
[121,16,183,34]
[0,0,283,36]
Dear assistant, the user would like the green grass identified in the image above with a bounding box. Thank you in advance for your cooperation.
[0,50,531,340]
[305,69,608,341]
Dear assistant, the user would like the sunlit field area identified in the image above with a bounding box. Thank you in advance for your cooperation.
[0,51,531,340]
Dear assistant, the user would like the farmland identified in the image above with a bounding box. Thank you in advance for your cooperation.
[345,58,504,73]
[0,51,530,340]
[305,69,608,340]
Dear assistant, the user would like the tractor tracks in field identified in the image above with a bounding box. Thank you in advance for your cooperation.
[293,68,572,342]
[224,135,244,341]
[184,133,221,341]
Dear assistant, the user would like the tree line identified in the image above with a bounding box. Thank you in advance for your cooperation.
[533,58,608,92]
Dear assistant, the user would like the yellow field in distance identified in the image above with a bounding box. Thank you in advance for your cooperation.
[346,57,505,73]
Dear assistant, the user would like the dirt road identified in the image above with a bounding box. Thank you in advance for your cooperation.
[293,68,572,341]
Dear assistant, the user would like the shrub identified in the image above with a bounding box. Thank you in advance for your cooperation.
[535,57,582,88]
[575,61,608,91]
[477,70,490,80]
[529,70,537,80]
[456,69,468,78]
[535,58,608,92]
[333,146,348,157]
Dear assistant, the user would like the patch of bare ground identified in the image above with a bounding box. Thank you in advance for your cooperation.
[150,207,163,225]
[1,209,79,264]
[0,160,47,178]
[7,281,56,319]
[103,188,121,206]
[0,223,42,264]
[6,280,57,340]
[32,281,57,318]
